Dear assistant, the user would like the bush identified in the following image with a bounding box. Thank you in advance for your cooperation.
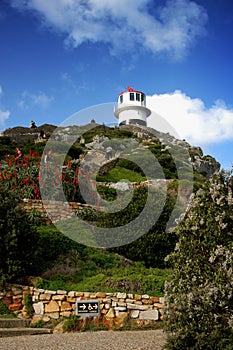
[164,172,233,349]
[0,301,15,317]
[0,186,39,286]
[62,315,80,332]
[24,293,33,318]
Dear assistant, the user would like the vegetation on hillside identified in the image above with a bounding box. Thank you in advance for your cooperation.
[0,186,39,286]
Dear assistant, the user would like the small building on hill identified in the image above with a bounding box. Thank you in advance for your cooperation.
[114,86,151,127]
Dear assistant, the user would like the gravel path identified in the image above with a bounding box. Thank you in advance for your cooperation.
[0,330,166,350]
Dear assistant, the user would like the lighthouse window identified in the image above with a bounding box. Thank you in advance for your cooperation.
[141,94,144,102]
[120,95,123,103]
[136,93,140,101]
[130,93,134,101]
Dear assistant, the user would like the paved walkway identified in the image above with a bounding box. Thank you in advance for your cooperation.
[0,330,166,350]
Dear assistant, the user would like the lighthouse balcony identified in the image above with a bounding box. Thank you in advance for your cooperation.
[119,119,147,127]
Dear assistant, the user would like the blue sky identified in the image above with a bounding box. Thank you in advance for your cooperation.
[0,0,233,169]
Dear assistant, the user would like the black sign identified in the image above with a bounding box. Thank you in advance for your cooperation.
[76,300,100,317]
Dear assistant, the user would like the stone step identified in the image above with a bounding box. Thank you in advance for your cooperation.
[0,318,52,337]
[0,318,29,328]
[0,327,52,338]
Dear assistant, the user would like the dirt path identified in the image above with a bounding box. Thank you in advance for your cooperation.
[0,329,166,350]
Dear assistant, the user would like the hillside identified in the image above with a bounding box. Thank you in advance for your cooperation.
[0,122,221,294]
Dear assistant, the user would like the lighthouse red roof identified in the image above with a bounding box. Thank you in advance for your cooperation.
[118,86,144,96]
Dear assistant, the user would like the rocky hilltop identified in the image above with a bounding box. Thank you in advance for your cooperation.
[1,122,220,179]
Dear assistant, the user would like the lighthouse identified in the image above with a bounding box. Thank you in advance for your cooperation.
[114,86,151,127]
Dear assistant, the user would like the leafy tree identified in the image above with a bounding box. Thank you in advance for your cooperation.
[164,172,233,349]
[112,192,177,268]
[0,185,39,286]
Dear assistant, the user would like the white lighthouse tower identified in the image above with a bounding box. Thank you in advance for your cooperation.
[114,86,151,127]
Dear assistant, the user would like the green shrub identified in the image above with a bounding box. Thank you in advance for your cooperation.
[97,185,117,201]
[164,173,233,349]
[0,187,39,285]
[0,301,15,317]
[31,320,46,328]
[62,315,80,332]
[24,293,33,318]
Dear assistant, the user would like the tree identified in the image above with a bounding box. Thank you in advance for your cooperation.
[0,185,39,287]
[163,172,233,349]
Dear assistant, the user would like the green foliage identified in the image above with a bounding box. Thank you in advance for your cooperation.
[0,186,39,285]
[22,141,46,157]
[116,158,145,175]
[62,315,80,332]
[193,171,207,192]
[148,144,178,179]
[78,185,178,268]
[0,301,15,317]
[112,191,177,268]
[31,225,82,275]
[96,165,146,182]
[96,185,117,201]
[0,136,17,157]
[164,172,233,349]
[83,126,133,144]
[35,258,170,296]
[24,293,33,318]
[31,319,46,328]
[33,224,171,294]
[62,315,108,332]
[35,276,70,291]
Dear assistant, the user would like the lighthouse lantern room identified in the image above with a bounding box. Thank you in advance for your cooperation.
[114,86,151,127]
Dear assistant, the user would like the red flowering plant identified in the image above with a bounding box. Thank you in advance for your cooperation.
[61,162,98,204]
[0,150,99,205]
[0,151,41,199]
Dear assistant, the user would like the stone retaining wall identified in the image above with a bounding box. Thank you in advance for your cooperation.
[0,285,164,329]
[21,200,92,223]
[21,180,171,224]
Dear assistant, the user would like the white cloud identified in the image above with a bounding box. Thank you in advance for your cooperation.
[10,0,208,58]
[147,91,233,146]
[0,85,10,128]
[18,90,54,109]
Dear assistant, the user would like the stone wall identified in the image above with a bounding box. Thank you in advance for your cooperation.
[21,199,92,223]
[0,285,164,329]
[21,180,173,224]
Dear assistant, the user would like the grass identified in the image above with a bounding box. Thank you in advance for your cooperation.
[96,166,146,183]
[35,263,170,297]
[33,224,171,297]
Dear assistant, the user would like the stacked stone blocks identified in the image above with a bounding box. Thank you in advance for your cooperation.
[0,285,164,329]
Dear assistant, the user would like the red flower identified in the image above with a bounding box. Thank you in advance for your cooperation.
[74,176,79,184]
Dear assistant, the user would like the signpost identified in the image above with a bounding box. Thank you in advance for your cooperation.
[76,300,100,317]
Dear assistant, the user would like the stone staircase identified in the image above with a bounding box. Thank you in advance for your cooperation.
[0,318,52,337]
